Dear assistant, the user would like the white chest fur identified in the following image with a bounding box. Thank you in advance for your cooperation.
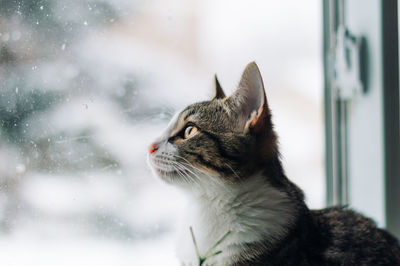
[175,174,295,266]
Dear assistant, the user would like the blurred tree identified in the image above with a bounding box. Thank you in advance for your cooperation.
[0,0,124,170]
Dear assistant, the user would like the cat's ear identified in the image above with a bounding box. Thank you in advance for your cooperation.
[213,74,226,100]
[228,62,271,134]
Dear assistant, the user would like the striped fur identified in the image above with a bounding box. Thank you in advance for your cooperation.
[148,62,400,265]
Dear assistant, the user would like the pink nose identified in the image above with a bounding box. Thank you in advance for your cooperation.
[149,143,159,154]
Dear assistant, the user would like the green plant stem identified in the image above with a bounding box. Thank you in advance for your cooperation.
[189,227,232,266]
[204,230,231,258]
[189,227,202,261]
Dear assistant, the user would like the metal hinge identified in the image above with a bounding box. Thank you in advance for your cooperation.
[333,26,367,100]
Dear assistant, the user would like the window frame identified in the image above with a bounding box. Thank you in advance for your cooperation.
[323,0,400,237]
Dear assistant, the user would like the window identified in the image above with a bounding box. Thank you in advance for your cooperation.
[323,0,400,236]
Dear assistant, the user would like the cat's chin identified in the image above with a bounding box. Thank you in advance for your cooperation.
[155,167,187,177]
[150,165,190,184]
[147,155,192,184]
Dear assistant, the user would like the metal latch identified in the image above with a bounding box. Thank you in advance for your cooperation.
[333,26,367,100]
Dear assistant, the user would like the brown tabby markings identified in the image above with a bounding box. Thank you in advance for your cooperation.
[148,62,400,266]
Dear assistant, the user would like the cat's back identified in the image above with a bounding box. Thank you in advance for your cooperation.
[311,206,400,265]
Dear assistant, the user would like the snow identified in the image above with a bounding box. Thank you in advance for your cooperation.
[0,0,323,265]
[0,236,179,266]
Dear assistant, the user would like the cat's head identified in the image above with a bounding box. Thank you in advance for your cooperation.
[147,62,278,186]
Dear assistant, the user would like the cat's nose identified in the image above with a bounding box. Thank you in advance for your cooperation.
[149,143,159,154]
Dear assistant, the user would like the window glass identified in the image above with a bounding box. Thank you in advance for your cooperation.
[0,0,323,264]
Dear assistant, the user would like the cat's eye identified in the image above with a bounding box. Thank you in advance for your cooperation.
[184,125,198,139]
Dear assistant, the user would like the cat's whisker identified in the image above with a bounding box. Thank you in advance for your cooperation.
[175,161,212,183]
[154,155,196,184]
[174,158,228,187]
[167,154,205,179]
[170,164,189,184]
[172,154,195,166]
[173,154,237,183]
[170,161,201,184]
[172,154,211,176]
[173,164,195,185]
[175,161,237,197]
[224,163,242,182]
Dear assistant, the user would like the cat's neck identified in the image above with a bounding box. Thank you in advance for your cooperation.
[176,171,300,265]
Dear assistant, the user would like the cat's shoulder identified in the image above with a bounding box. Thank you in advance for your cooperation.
[311,206,377,229]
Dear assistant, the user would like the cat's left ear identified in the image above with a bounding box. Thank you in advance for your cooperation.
[228,62,271,134]
[213,74,226,99]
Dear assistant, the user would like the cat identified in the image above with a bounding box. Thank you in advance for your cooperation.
[147,62,400,266]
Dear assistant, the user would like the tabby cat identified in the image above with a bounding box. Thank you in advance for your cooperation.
[147,62,400,265]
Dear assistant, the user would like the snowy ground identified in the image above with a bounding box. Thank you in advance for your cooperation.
[0,236,179,266]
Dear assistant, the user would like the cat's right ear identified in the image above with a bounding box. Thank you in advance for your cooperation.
[228,62,272,134]
[213,74,226,100]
